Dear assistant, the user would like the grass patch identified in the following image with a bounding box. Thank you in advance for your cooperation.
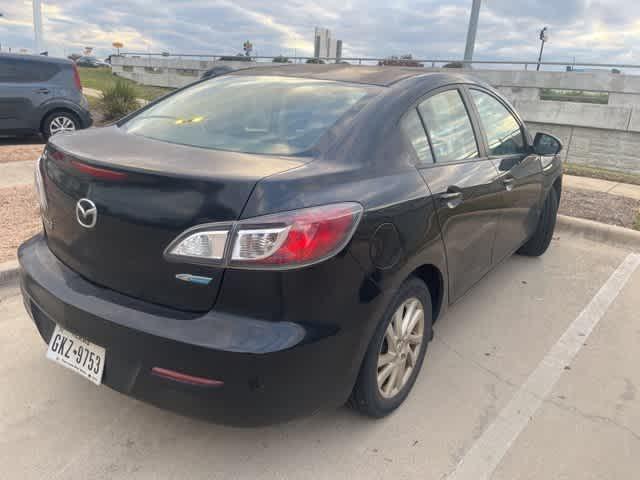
[86,95,102,112]
[79,67,174,101]
[564,162,640,186]
[633,212,640,231]
[101,80,139,121]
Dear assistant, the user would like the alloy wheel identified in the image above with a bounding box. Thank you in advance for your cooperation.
[49,116,76,135]
[377,297,425,398]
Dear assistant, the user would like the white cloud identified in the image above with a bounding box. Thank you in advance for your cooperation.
[1,0,639,66]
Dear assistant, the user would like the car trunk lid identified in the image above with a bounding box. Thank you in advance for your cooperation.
[40,127,305,311]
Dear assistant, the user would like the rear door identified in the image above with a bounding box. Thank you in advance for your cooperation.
[467,88,543,263]
[0,57,57,131]
[414,87,503,301]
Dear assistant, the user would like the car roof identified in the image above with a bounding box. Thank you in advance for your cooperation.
[0,52,72,66]
[229,64,466,87]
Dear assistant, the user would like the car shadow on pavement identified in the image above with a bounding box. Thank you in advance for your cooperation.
[0,135,44,146]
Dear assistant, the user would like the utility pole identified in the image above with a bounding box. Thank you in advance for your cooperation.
[537,26,548,71]
[33,0,44,54]
[463,0,481,68]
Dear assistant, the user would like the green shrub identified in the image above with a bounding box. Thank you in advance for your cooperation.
[101,79,139,120]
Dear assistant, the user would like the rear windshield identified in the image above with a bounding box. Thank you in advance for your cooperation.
[122,75,376,155]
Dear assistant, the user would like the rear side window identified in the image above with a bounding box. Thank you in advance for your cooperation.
[0,58,59,83]
[400,109,433,163]
[122,76,377,155]
[418,90,478,163]
[470,89,527,156]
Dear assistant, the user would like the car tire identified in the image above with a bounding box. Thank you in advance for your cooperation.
[349,277,433,418]
[517,187,559,257]
[42,111,80,139]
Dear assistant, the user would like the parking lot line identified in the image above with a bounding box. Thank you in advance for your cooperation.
[447,252,640,480]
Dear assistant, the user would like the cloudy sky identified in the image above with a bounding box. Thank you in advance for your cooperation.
[0,0,638,64]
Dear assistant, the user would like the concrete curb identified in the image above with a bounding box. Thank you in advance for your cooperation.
[0,260,20,286]
[556,215,640,251]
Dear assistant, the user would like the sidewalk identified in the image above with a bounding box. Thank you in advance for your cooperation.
[563,174,640,200]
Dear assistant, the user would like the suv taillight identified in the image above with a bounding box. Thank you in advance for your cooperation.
[165,203,363,270]
[72,64,82,91]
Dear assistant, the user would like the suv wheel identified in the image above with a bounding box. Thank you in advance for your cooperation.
[43,111,79,138]
[349,277,433,417]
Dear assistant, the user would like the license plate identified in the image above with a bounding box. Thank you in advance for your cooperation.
[46,325,105,385]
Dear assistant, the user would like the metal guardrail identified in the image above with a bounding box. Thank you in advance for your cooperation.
[117,53,640,70]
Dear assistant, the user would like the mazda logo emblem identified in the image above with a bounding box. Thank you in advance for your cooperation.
[76,198,98,229]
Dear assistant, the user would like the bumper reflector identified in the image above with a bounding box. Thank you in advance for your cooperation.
[151,367,224,387]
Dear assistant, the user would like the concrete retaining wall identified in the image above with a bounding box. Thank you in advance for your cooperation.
[527,122,640,174]
[110,57,640,174]
[110,56,276,88]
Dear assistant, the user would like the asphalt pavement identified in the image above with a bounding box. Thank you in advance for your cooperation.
[1,232,639,480]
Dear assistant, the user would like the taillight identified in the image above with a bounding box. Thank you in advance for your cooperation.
[72,64,82,91]
[165,203,363,270]
[70,160,128,181]
[167,229,229,261]
[34,155,48,213]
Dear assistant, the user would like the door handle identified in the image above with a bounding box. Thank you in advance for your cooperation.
[35,88,50,94]
[502,177,516,191]
[440,191,463,209]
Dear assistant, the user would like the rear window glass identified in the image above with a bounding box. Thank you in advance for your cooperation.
[122,75,376,155]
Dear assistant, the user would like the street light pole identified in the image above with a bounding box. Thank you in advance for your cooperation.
[537,26,548,71]
[33,0,43,54]
[0,12,4,52]
[463,0,481,68]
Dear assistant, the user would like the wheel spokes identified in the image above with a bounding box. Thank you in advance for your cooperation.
[51,117,76,135]
[406,307,423,336]
[377,352,395,368]
[402,300,417,335]
[376,296,427,399]
[384,363,400,395]
[385,322,399,353]
[377,362,395,386]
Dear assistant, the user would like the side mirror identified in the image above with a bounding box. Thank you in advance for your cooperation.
[533,132,562,156]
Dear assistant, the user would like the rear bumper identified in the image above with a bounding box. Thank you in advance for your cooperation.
[18,234,365,426]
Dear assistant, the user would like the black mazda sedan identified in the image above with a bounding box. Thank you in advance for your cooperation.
[19,65,562,425]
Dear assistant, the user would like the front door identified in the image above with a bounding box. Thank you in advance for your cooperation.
[467,88,543,263]
[414,88,503,301]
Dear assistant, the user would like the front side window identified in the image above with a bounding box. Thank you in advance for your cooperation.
[400,109,433,164]
[470,89,526,156]
[122,75,376,155]
[418,90,478,163]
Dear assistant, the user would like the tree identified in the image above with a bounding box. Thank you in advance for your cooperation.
[272,55,289,63]
[243,40,253,57]
[67,53,82,61]
[306,58,325,64]
[443,61,464,68]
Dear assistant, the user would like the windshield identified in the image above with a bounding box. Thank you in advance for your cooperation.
[122,75,376,155]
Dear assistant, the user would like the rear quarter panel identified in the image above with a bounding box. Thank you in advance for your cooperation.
[28,66,88,130]
[236,100,449,400]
